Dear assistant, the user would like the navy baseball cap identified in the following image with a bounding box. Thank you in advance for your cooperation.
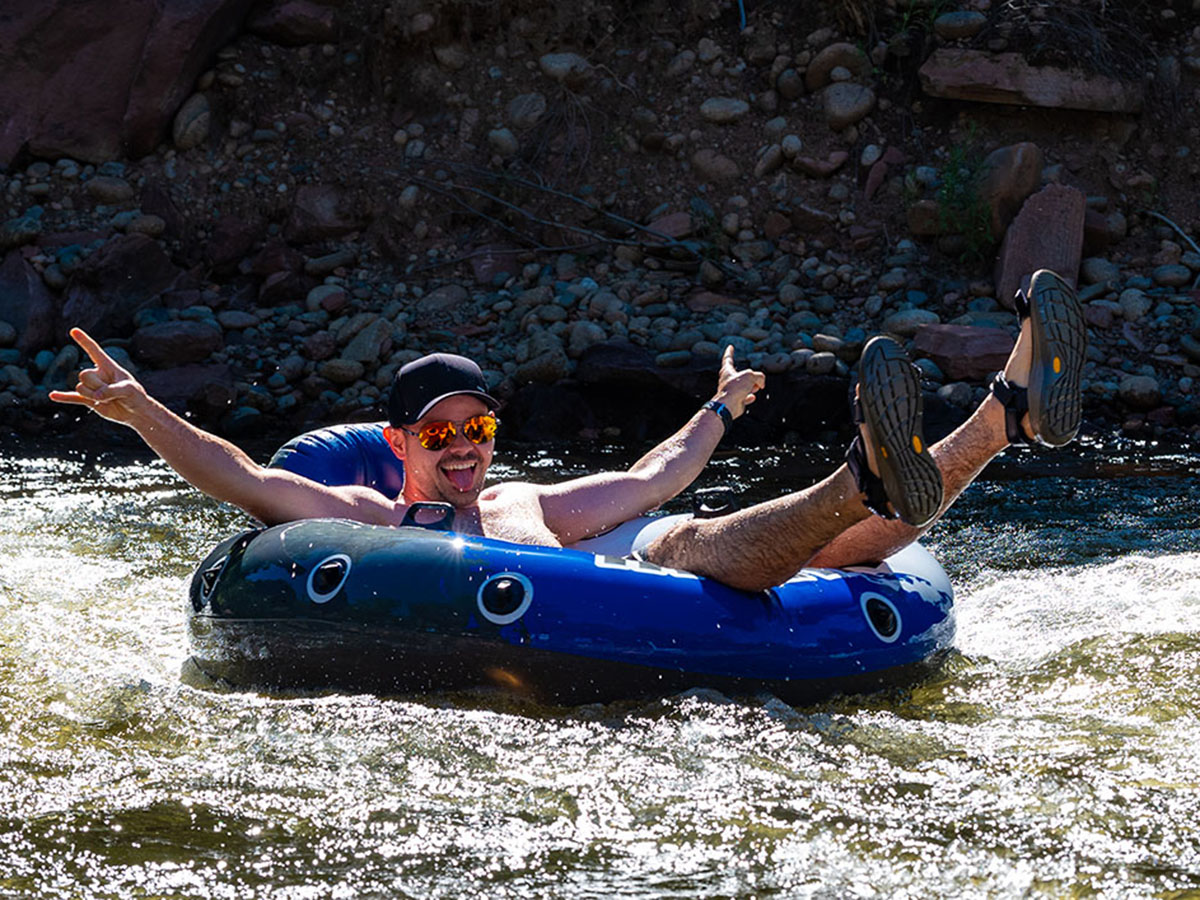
[388,353,499,425]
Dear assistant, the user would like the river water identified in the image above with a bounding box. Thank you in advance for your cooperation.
[2,435,1199,898]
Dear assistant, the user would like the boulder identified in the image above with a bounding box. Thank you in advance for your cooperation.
[132,320,224,368]
[919,48,1144,112]
[1118,375,1162,411]
[61,234,182,339]
[804,42,869,91]
[0,0,255,165]
[912,324,1014,381]
[140,363,235,416]
[993,184,1085,309]
[0,250,59,352]
[246,0,337,46]
[822,83,875,130]
[978,142,1044,238]
[284,185,364,243]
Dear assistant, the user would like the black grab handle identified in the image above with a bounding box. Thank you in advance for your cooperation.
[399,501,457,531]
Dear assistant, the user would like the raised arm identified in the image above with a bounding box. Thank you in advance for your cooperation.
[49,328,395,526]
[534,346,765,544]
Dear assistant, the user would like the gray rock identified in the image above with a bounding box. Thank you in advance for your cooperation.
[487,128,519,157]
[933,11,987,40]
[666,50,695,78]
[776,69,803,100]
[805,351,838,375]
[539,52,590,84]
[0,215,41,250]
[0,320,15,347]
[1080,257,1120,284]
[691,148,740,182]
[172,93,210,150]
[342,317,394,365]
[305,249,356,276]
[1118,288,1152,322]
[936,381,974,408]
[1180,334,1200,363]
[822,82,875,130]
[656,350,692,367]
[217,310,259,330]
[753,144,784,179]
[1118,375,1162,410]
[700,97,750,124]
[507,93,547,130]
[1152,264,1193,287]
[126,214,166,237]
[515,348,570,384]
[318,358,365,385]
[567,320,606,358]
[881,308,940,336]
[877,268,907,293]
[85,175,135,204]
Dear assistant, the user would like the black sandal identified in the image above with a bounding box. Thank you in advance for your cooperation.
[846,336,943,528]
[1001,269,1086,447]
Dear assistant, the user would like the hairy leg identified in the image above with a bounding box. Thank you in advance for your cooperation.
[641,465,873,591]
[647,317,1041,589]
[812,316,1036,567]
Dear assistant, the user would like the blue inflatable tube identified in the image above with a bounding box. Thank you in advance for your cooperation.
[186,424,956,702]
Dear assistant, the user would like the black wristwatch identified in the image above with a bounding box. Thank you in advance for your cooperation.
[703,399,733,436]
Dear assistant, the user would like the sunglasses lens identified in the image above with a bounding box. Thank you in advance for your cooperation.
[418,421,454,451]
[463,415,497,444]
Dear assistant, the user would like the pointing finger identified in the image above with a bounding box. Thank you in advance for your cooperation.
[69,328,120,376]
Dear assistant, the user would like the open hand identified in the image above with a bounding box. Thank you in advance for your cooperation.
[48,328,148,426]
[714,345,765,418]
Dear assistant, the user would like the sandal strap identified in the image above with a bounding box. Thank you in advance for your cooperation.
[845,433,898,519]
[1012,284,1031,320]
[990,373,1034,446]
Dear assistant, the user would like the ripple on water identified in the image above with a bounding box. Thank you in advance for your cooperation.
[2,444,1200,897]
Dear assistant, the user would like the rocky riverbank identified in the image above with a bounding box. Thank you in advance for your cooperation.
[2,0,1200,447]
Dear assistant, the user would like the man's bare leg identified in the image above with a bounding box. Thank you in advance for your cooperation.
[645,284,1063,590]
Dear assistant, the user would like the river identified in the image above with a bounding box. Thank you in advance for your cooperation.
[2,435,1199,897]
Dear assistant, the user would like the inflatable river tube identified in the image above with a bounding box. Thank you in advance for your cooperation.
[186,424,956,703]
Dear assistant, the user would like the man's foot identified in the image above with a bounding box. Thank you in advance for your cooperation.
[991,269,1086,447]
[846,336,943,528]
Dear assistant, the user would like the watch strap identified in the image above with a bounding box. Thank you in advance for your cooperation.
[702,399,733,435]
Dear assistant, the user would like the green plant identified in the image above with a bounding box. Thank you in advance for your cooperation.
[934,133,994,264]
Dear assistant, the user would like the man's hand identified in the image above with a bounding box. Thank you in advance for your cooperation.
[48,328,149,427]
[714,345,765,419]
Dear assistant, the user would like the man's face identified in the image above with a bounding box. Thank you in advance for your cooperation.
[390,395,495,507]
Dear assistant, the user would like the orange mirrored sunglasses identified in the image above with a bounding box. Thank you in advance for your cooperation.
[401,413,499,451]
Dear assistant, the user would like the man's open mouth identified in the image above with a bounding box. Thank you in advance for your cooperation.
[441,459,476,492]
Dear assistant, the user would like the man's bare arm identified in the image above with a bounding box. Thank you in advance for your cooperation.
[535,346,765,545]
[50,328,396,526]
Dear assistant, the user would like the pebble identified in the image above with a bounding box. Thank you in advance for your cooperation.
[507,93,547,130]
[1153,264,1193,287]
[822,83,875,130]
[700,98,750,124]
[1118,288,1152,322]
[1080,257,1121,284]
[933,11,988,40]
[86,176,135,204]
[173,93,211,150]
[881,308,940,336]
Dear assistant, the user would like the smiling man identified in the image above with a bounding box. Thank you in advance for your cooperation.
[50,268,1086,591]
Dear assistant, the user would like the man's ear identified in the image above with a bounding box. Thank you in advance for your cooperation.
[382,425,405,461]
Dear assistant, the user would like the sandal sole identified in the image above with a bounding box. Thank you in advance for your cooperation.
[1026,269,1086,446]
[858,337,943,528]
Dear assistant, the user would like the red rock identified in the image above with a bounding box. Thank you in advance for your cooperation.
[61,234,182,339]
[0,0,254,164]
[206,216,263,274]
[302,331,337,360]
[1082,208,1128,254]
[993,184,1085,310]
[919,48,1144,112]
[791,151,849,177]
[140,363,234,416]
[913,324,1014,381]
[132,320,224,368]
[284,185,365,243]
[863,158,889,201]
[0,250,59,352]
[763,211,793,240]
[647,212,694,240]
[978,142,1043,238]
[685,291,741,313]
[246,0,337,46]
[790,204,836,233]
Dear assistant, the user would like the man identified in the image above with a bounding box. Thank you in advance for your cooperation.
[51,269,1085,593]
